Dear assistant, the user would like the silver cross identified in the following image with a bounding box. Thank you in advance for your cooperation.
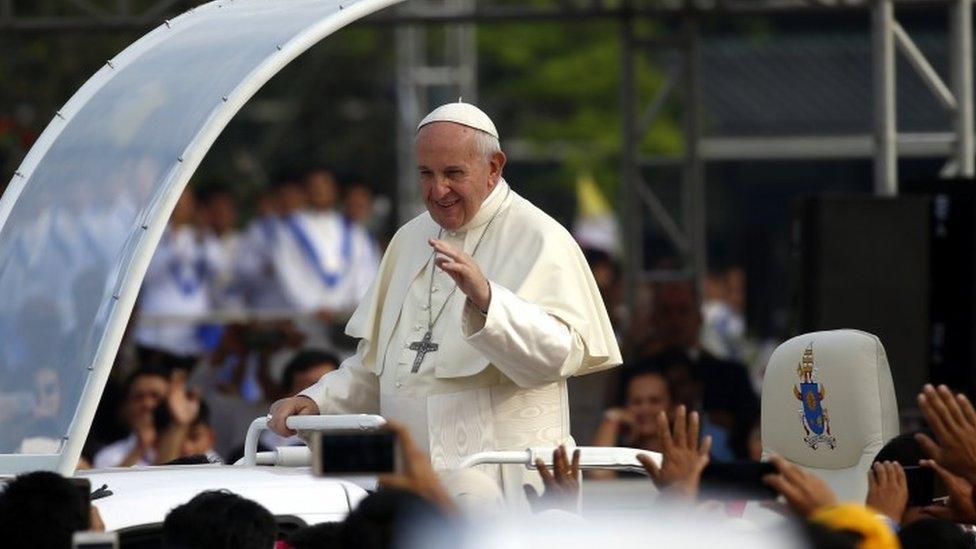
[409,330,439,373]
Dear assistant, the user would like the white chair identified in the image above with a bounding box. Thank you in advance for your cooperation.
[761,329,899,503]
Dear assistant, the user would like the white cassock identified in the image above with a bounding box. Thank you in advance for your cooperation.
[236,216,290,310]
[134,225,219,357]
[300,179,621,502]
[204,230,244,310]
[272,209,379,314]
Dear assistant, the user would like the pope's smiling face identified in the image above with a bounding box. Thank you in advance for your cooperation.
[416,122,505,230]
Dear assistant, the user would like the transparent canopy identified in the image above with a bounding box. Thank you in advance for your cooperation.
[0,0,401,474]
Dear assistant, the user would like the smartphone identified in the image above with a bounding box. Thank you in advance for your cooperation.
[902,465,939,507]
[699,461,778,500]
[72,531,118,549]
[311,430,399,476]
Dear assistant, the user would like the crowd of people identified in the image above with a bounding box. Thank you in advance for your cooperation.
[2,102,965,549]
[6,384,976,548]
[83,167,378,466]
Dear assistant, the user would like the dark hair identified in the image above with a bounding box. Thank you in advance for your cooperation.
[163,454,218,466]
[287,522,343,549]
[622,367,673,406]
[582,248,620,279]
[0,471,90,549]
[281,350,341,393]
[162,490,276,549]
[153,399,211,434]
[302,163,334,180]
[899,518,974,549]
[618,351,689,404]
[874,431,930,465]
[122,365,170,398]
[196,185,235,206]
[340,488,451,549]
[271,172,303,189]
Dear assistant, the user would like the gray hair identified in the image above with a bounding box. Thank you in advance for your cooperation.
[415,124,502,162]
[471,129,502,162]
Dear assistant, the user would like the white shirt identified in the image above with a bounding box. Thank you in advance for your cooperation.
[134,225,220,356]
[205,230,243,310]
[272,210,379,313]
[236,216,290,310]
[93,434,155,468]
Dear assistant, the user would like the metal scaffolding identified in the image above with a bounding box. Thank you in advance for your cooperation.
[3,0,974,333]
[394,0,478,224]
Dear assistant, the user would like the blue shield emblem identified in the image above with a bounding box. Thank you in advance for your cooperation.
[793,343,837,450]
[800,382,825,435]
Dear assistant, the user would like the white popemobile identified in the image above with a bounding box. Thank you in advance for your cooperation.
[3,3,897,546]
[0,0,662,544]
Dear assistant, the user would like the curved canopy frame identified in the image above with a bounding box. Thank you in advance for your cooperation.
[0,0,403,475]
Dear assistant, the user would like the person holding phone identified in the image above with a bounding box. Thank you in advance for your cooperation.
[590,369,673,480]
[269,102,622,501]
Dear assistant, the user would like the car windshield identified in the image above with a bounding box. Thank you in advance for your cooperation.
[0,0,356,464]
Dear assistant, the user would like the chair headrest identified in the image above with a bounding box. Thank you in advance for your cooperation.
[761,330,898,470]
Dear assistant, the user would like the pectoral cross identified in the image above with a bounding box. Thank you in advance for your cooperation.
[409,330,439,373]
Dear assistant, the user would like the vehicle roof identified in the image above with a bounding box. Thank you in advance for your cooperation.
[77,465,373,531]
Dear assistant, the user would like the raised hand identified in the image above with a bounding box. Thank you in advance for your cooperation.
[920,459,976,524]
[865,461,908,524]
[637,405,711,500]
[916,384,976,483]
[763,454,837,517]
[524,445,581,513]
[167,370,201,427]
[429,238,491,311]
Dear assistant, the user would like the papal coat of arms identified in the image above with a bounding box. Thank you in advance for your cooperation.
[792,343,837,450]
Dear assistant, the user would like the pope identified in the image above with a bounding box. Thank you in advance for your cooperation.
[268,102,622,500]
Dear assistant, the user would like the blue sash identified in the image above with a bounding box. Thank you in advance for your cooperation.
[259,217,277,243]
[165,232,208,296]
[283,213,352,289]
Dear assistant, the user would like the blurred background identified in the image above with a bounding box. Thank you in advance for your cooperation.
[1,0,973,465]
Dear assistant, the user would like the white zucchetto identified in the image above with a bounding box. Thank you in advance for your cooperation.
[417,102,499,139]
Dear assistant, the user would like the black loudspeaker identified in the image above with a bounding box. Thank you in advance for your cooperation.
[902,179,976,396]
[793,195,931,409]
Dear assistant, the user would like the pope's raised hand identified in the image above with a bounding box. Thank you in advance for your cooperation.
[429,238,491,312]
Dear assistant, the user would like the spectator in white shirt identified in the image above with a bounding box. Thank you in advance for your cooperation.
[92,367,170,468]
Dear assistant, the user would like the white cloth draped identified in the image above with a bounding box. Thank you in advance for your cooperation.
[300,180,621,502]
[134,225,221,356]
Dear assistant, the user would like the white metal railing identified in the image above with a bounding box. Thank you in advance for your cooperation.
[457,447,662,477]
[239,414,387,466]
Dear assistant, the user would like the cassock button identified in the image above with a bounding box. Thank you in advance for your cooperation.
[432,286,439,293]
[395,381,402,388]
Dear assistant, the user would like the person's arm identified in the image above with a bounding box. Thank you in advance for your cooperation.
[118,425,154,467]
[588,409,632,480]
[460,281,586,388]
[154,376,202,465]
[269,340,379,437]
